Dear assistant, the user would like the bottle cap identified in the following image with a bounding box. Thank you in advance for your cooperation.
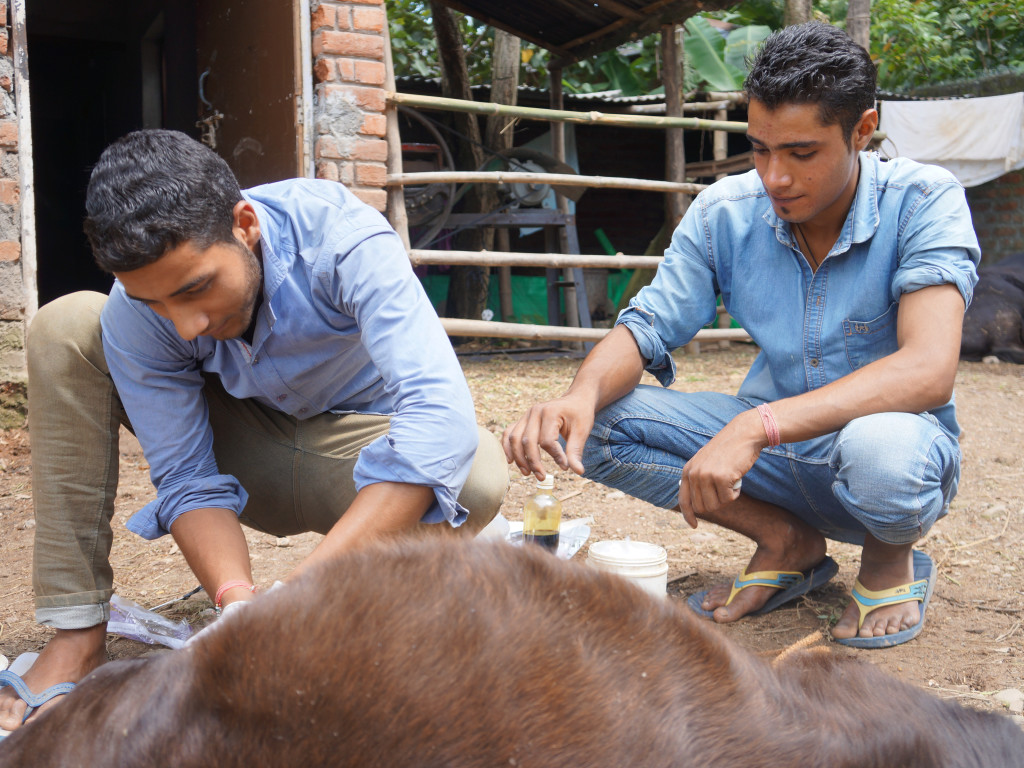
[537,473,554,490]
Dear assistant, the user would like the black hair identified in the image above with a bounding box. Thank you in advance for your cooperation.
[744,22,877,142]
[83,129,243,272]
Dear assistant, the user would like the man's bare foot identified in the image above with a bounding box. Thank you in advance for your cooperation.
[0,625,107,732]
[832,537,917,641]
[697,510,828,623]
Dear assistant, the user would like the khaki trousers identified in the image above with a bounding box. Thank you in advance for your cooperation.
[27,292,508,629]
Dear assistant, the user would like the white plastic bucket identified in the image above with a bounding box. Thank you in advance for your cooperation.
[586,540,668,598]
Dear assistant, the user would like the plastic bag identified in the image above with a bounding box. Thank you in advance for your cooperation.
[506,516,592,560]
[107,593,193,650]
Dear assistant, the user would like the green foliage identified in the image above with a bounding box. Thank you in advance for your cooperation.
[869,0,1024,90]
[387,0,1024,97]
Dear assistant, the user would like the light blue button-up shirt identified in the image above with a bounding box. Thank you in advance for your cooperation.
[618,153,980,437]
[101,179,478,539]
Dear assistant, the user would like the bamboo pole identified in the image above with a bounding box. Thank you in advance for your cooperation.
[388,91,751,133]
[441,318,748,343]
[387,170,706,195]
[389,91,886,141]
[410,249,665,269]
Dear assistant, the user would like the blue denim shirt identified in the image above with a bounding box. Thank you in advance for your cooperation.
[618,153,980,437]
[102,179,478,539]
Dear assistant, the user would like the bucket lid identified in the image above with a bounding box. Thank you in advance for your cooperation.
[587,539,666,567]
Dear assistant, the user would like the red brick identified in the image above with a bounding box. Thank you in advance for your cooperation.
[0,241,19,262]
[0,30,8,57]
[316,160,340,182]
[334,7,352,30]
[313,30,383,58]
[352,60,385,86]
[351,139,387,162]
[336,59,355,81]
[347,0,383,5]
[315,135,344,160]
[313,58,335,82]
[325,83,385,112]
[0,122,17,148]
[359,114,387,136]
[0,75,10,92]
[995,200,1020,212]
[310,3,336,29]
[339,162,355,185]
[355,162,386,186]
[0,180,18,205]
[351,188,387,211]
[352,7,384,33]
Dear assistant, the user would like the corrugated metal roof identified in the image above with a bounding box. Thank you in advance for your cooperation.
[432,0,741,66]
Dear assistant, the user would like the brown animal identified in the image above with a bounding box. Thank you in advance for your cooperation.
[1,537,1021,767]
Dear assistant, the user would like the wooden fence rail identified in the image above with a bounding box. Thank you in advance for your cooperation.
[441,319,749,344]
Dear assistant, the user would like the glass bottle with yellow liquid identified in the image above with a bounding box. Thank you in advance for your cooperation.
[523,474,561,554]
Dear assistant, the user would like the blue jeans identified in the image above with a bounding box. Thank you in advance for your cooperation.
[582,385,962,546]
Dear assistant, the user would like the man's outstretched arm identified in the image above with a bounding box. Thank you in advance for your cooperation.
[503,325,647,480]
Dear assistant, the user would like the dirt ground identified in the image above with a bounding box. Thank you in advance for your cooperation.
[0,344,1022,719]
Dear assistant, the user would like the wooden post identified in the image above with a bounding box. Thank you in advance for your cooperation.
[661,24,689,227]
[662,24,697,354]
[487,29,520,323]
[549,68,584,342]
[382,16,409,251]
[715,105,730,350]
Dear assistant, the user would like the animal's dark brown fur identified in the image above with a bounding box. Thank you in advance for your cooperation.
[1,538,1022,767]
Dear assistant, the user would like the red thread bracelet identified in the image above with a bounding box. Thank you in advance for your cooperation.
[756,403,781,447]
[215,580,256,612]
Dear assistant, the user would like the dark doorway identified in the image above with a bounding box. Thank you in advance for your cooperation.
[26,0,303,307]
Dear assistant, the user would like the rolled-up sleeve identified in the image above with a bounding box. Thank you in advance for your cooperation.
[615,197,720,387]
[891,177,980,305]
[317,228,478,526]
[101,287,249,540]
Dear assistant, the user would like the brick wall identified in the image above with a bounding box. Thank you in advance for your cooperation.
[966,171,1024,268]
[310,0,389,211]
[0,0,25,387]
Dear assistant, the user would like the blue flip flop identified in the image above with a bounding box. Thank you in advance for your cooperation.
[0,653,76,740]
[686,556,839,619]
[834,549,936,649]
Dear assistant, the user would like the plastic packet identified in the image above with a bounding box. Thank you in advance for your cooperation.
[107,593,193,650]
[506,516,592,560]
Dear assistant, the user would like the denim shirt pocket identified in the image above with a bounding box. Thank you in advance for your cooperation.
[843,302,899,370]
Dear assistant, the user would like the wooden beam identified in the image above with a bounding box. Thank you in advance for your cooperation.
[410,249,665,269]
[387,170,707,194]
[441,318,750,343]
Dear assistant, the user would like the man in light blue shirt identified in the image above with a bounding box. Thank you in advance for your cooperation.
[0,130,507,732]
[505,23,979,648]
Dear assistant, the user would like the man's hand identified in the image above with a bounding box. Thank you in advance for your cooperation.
[502,395,595,481]
[502,326,647,482]
[677,408,765,527]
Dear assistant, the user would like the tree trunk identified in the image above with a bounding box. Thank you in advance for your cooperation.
[783,0,813,26]
[845,0,872,50]
[486,30,521,322]
[429,1,491,325]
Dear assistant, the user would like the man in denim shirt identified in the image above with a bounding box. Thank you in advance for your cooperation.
[505,23,979,648]
[0,130,508,732]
